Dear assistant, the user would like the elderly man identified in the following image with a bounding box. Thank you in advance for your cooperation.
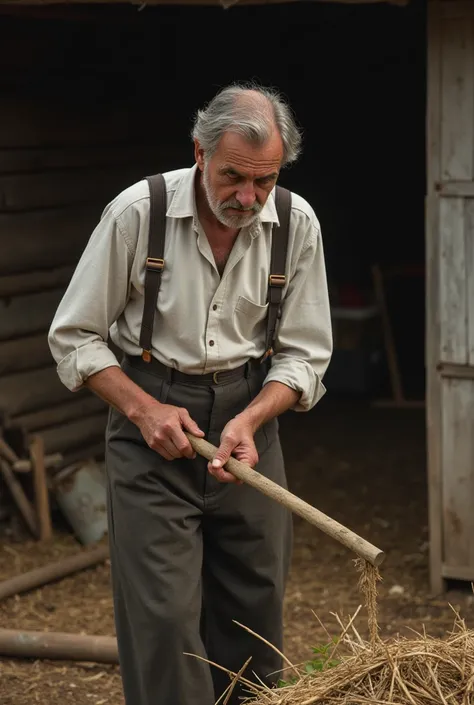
[49,84,332,705]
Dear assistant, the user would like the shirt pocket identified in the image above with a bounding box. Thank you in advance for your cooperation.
[233,295,269,342]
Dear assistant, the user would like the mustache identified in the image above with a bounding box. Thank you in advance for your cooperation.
[221,198,262,213]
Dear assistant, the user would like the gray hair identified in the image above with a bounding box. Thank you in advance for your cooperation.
[191,83,302,167]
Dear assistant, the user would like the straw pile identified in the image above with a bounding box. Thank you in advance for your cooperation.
[243,614,474,704]
[230,561,474,704]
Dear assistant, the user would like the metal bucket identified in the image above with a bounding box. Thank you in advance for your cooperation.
[54,461,108,545]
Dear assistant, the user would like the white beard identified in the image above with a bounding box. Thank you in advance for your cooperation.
[202,163,262,229]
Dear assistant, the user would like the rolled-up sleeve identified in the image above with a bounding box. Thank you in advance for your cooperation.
[263,223,332,412]
[48,205,132,392]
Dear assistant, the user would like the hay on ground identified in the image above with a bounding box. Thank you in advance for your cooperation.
[243,612,474,704]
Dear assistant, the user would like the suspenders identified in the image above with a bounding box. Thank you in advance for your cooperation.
[139,174,292,364]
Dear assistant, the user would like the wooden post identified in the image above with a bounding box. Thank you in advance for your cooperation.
[0,545,109,601]
[30,435,52,541]
[0,628,118,664]
[0,459,38,537]
[372,263,404,404]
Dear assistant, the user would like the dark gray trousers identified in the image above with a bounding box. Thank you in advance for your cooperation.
[105,359,293,705]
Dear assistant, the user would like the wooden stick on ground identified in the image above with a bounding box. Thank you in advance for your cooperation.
[0,628,118,664]
[0,545,109,601]
[0,458,38,537]
[186,434,385,568]
[29,435,53,542]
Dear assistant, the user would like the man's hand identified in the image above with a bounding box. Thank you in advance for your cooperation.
[134,401,205,461]
[208,415,258,484]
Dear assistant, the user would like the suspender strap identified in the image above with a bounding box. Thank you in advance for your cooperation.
[139,175,291,365]
[262,185,292,362]
[139,174,167,362]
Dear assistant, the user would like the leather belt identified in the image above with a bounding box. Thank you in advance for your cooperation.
[124,355,262,386]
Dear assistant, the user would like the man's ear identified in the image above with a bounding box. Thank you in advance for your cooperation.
[194,139,205,172]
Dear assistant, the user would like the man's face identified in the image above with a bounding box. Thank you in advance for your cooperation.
[196,131,283,229]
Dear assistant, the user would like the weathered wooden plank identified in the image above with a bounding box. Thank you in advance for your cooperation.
[40,412,108,455]
[0,366,73,416]
[0,333,51,376]
[0,206,99,275]
[426,6,443,593]
[0,266,74,298]
[441,19,474,180]
[441,378,474,571]
[441,564,474,581]
[0,168,139,211]
[437,181,474,197]
[11,395,106,432]
[0,100,130,148]
[438,362,474,380]
[0,144,156,174]
[0,288,64,342]
[426,192,444,593]
[439,197,467,364]
[466,200,474,365]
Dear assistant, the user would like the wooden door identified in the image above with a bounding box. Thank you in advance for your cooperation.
[427,0,474,591]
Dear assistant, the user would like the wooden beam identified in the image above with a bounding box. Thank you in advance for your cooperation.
[10,395,106,433]
[0,628,118,664]
[426,0,444,596]
[0,459,38,536]
[0,144,156,175]
[0,168,140,211]
[0,288,64,343]
[0,545,109,600]
[0,0,406,6]
[39,412,109,455]
[0,366,73,417]
[0,333,52,377]
[437,181,474,198]
[0,266,74,297]
[30,435,52,542]
[438,362,474,380]
[0,206,98,276]
[441,563,474,581]
[371,263,404,404]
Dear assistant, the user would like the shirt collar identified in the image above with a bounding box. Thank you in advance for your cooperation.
[166,163,280,229]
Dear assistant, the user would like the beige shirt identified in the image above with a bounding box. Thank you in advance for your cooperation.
[48,165,332,411]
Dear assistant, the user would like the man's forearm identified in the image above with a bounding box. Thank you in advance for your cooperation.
[238,381,300,432]
[86,366,158,423]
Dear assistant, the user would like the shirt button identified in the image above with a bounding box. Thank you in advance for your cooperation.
[212,304,217,311]
[209,340,215,347]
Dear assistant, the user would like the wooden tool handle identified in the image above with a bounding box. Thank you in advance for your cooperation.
[186,434,385,567]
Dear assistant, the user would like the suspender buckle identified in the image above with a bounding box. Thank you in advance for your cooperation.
[269,274,286,287]
[142,349,152,363]
[146,257,165,272]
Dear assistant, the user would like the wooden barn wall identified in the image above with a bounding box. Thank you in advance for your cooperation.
[427,0,474,590]
[0,3,425,469]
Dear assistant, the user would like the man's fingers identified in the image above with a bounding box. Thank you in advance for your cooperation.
[211,438,236,473]
[154,443,175,462]
[208,462,238,484]
[168,425,195,459]
[180,410,205,438]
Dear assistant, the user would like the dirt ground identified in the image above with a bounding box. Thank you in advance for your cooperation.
[1,398,473,704]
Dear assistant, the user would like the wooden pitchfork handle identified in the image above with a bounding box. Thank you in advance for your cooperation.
[186,433,385,568]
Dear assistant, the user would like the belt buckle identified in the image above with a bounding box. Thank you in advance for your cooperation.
[212,371,221,385]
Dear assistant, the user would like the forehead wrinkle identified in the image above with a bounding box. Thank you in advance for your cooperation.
[221,149,281,175]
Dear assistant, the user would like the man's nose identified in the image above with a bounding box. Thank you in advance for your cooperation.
[236,184,256,209]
